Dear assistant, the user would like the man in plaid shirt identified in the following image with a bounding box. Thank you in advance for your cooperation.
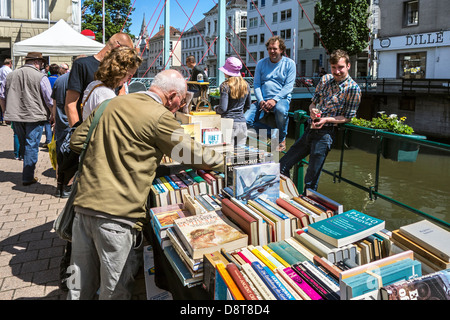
[280,49,361,192]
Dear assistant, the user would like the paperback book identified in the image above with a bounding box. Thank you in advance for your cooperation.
[307,209,385,247]
[173,211,248,260]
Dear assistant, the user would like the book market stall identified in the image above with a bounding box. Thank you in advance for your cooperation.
[144,111,450,301]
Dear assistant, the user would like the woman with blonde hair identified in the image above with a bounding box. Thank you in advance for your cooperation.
[81,46,142,120]
[215,57,251,146]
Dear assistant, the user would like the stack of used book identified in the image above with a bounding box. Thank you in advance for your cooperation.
[150,193,249,287]
[149,145,273,207]
[293,209,387,268]
[390,219,450,273]
[201,241,342,300]
[148,161,450,300]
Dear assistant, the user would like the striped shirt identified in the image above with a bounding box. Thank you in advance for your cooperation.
[312,74,361,121]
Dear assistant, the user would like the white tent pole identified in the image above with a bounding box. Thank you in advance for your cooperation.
[102,0,105,44]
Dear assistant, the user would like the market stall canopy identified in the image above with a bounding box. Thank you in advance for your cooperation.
[13,19,105,56]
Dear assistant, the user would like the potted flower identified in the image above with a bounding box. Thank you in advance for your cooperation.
[349,113,426,162]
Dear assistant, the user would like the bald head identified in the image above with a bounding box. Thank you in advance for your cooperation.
[150,69,187,113]
[96,32,134,62]
[107,32,134,49]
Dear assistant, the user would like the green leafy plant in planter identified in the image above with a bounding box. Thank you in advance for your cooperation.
[350,113,425,162]
[350,113,414,135]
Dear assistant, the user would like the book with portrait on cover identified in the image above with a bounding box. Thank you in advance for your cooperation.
[173,211,248,259]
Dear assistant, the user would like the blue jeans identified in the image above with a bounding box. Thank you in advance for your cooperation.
[280,126,336,191]
[11,122,21,159]
[44,121,52,144]
[244,98,290,143]
[13,121,45,183]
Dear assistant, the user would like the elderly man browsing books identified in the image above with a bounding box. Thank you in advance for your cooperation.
[67,69,224,300]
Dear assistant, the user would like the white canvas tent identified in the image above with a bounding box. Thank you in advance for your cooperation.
[13,19,105,57]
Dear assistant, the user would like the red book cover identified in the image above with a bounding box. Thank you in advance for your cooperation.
[276,198,309,228]
[226,263,259,300]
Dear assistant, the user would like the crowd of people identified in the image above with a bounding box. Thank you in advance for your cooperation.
[0,31,361,299]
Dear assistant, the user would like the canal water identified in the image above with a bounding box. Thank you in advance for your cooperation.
[283,138,450,232]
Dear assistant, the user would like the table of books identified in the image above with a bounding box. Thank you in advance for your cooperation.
[146,154,450,300]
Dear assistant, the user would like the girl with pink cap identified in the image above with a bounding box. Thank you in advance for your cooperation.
[215,57,251,146]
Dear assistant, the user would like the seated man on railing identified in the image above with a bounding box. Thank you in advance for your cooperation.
[280,49,361,192]
[244,36,296,152]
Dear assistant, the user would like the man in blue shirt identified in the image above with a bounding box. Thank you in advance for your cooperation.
[280,49,361,192]
[245,36,296,152]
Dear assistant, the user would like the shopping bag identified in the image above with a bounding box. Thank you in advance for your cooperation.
[53,173,78,241]
[48,134,57,170]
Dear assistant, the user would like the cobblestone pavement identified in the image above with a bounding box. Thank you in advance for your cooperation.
[0,124,145,300]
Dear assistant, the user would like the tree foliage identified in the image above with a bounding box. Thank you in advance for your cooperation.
[314,0,370,56]
[81,0,135,43]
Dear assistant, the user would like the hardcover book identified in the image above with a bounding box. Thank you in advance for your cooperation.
[307,209,385,247]
[221,198,258,246]
[226,263,259,300]
[173,212,248,260]
[233,162,280,204]
[399,219,450,262]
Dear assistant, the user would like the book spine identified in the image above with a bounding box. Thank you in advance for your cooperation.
[194,194,215,212]
[251,261,295,300]
[169,174,188,188]
[267,242,300,266]
[249,246,278,271]
[313,255,341,281]
[300,195,329,214]
[237,251,252,264]
[275,267,311,300]
[226,263,259,300]
[241,263,277,300]
[221,249,243,270]
[282,267,323,300]
[283,238,315,262]
[164,176,179,190]
[255,198,289,220]
[293,229,333,261]
[291,263,336,300]
[302,261,340,294]
[201,194,221,211]
[262,245,291,268]
[288,199,320,223]
[274,272,302,300]
[294,196,326,217]
[216,263,245,300]
[276,198,308,228]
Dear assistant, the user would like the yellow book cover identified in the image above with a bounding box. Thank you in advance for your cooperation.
[159,177,174,191]
[263,245,291,268]
[216,262,245,300]
[250,247,277,272]
[190,111,217,116]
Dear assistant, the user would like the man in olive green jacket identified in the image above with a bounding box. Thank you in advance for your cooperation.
[68,69,224,300]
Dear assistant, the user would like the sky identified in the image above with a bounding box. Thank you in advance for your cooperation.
[126,0,217,38]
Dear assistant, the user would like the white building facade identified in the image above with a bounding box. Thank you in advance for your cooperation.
[246,0,300,75]
[203,0,247,79]
[373,0,450,79]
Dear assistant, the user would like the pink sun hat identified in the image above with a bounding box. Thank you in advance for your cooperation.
[219,57,242,77]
